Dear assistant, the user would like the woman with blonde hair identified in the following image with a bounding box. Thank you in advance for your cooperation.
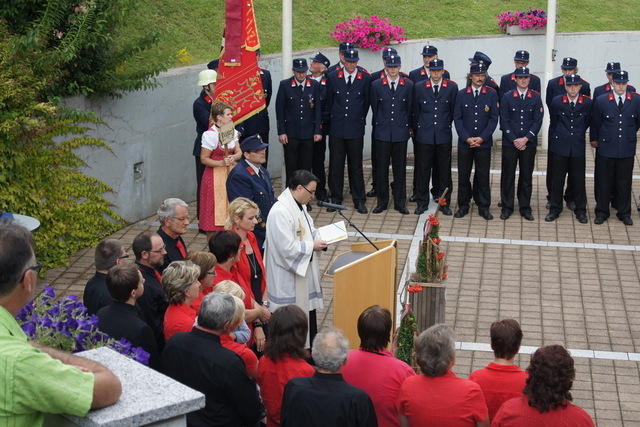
[187,251,217,313]
[162,260,202,341]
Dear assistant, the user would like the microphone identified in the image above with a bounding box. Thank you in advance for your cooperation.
[317,201,349,210]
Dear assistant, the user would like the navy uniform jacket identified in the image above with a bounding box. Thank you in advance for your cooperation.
[549,94,592,157]
[237,68,272,137]
[453,86,499,149]
[311,74,331,135]
[327,62,342,75]
[499,73,542,100]
[545,75,591,108]
[500,89,544,147]
[408,66,451,83]
[275,77,322,139]
[590,92,640,158]
[593,82,637,100]
[370,69,409,81]
[325,67,371,138]
[466,75,499,93]
[413,79,458,145]
[192,91,212,157]
[226,159,276,247]
[370,76,414,142]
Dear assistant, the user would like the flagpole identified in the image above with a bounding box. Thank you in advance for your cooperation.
[541,0,557,150]
[281,0,292,189]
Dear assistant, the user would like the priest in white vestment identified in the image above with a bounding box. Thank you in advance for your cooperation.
[265,170,328,345]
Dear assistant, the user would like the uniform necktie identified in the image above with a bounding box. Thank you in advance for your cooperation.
[298,84,303,93]
[390,81,396,94]
[570,101,575,108]
[258,169,267,183]
[176,240,187,258]
[618,96,623,110]
[347,75,352,88]
[474,89,479,100]
[520,94,525,100]
[433,84,439,97]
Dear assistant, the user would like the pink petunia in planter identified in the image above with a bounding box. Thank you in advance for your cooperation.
[496,9,548,33]
[330,15,407,51]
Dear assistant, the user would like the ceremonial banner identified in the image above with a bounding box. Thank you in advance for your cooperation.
[215,0,265,125]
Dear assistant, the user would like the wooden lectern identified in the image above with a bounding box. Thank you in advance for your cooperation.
[325,240,398,349]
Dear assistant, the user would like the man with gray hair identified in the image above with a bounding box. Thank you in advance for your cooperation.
[161,292,263,426]
[83,238,127,315]
[157,198,190,271]
[397,324,488,426]
[281,328,377,426]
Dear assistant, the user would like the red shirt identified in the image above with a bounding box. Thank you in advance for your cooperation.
[163,303,196,341]
[191,264,254,313]
[469,362,528,420]
[220,334,258,378]
[397,370,488,426]
[235,231,266,301]
[257,354,314,427]
[342,349,415,427]
[492,395,594,427]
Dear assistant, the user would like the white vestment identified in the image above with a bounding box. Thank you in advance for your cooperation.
[265,188,323,318]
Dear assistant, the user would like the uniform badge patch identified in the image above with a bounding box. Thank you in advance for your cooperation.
[484,105,490,112]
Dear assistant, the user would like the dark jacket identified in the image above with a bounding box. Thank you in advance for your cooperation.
[590,92,640,158]
[157,227,186,272]
[499,72,541,100]
[412,78,458,145]
[545,75,591,108]
[162,328,264,427]
[275,77,322,138]
[83,272,112,315]
[370,76,414,142]
[593,82,637,100]
[499,89,544,147]
[370,69,409,81]
[325,67,371,138]
[549,94,592,157]
[136,263,168,349]
[453,85,500,148]
[408,66,451,83]
[193,91,213,157]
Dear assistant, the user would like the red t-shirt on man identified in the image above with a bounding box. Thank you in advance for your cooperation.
[257,354,314,427]
[163,303,197,341]
[491,395,595,426]
[342,349,415,427]
[397,370,488,426]
[469,362,527,419]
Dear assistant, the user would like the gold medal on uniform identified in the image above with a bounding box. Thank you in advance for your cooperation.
[484,105,490,112]
[309,96,315,109]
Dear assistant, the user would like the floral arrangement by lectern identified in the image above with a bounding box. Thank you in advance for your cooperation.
[17,286,150,365]
[330,16,407,51]
[496,9,548,32]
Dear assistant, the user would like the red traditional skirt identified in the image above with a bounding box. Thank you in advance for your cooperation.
[198,145,237,231]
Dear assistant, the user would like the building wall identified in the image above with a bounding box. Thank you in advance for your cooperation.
[70,31,640,221]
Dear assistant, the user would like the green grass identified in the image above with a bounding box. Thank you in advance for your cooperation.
[119,0,640,70]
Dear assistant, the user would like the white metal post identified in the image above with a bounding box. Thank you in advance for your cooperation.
[281,0,292,187]
[541,0,558,149]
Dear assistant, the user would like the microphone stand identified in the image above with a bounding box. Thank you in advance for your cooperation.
[336,209,379,251]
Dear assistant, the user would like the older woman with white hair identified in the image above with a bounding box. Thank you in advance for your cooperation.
[162,260,201,342]
[157,197,190,271]
[397,324,489,427]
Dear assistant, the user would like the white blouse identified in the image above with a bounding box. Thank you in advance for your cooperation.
[201,127,239,151]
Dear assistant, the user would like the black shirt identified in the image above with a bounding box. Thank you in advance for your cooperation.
[161,328,264,427]
[97,301,160,369]
[281,372,377,427]
[157,227,187,272]
[83,272,112,315]
[136,263,168,349]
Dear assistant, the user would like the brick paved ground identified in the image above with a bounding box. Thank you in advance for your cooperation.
[41,145,640,425]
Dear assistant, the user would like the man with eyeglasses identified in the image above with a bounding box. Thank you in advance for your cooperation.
[157,198,190,272]
[0,223,122,425]
[133,231,169,349]
[83,238,128,315]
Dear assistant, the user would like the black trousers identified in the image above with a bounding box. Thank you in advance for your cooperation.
[546,151,574,202]
[414,143,452,208]
[283,137,313,186]
[312,135,328,200]
[309,309,318,350]
[328,136,366,203]
[375,140,408,207]
[549,154,586,215]
[370,133,378,190]
[457,145,491,209]
[594,155,634,218]
[195,156,205,219]
[500,144,537,214]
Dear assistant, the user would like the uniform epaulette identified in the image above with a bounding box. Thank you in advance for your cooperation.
[485,85,496,91]
[582,95,591,99]
[358,66,370,75]
[447,79,457,85]
[529,89,540,95]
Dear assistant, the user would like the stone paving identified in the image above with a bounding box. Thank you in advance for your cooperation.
[41,145,640,426]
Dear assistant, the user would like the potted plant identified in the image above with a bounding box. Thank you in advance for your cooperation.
[330,16,407,52]
[497,9,548,35]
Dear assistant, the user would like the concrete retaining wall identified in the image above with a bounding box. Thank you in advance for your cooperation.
[71,31,640,221]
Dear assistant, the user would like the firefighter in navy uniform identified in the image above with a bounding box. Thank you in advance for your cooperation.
[327,42,357,75]
[467,51,499,92]
[309,52,331,202]
[499,50,541,99]
[325,48,371,214]
[545,74,592,224]
[590,71,640,226]
[368,47,410,199]
[499,67,544,221]
[453,63,499,220]
[369,54,413,215]
[412,59,457,215]
[593,62,637,100]
[275,58,322,189]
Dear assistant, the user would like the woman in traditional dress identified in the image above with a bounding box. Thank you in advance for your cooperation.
[199,101,242,240]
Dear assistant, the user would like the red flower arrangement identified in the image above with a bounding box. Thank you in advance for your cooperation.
[330,16,407,52]
[496,9,548,32]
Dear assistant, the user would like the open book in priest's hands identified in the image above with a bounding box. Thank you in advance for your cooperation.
[316,220,348,244]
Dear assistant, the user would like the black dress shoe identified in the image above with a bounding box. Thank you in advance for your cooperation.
[395,206,410,215]
[414,205,428,215]
[566,201,576,211]
[440,206,452,216]
[500,210,511,220]
[620,216,634,226]
[454,208,468,218]
[409,194,416,203]
[594,215,606,224]
[366,189,376,198]
[545,212,559,222]
[545,202,550,209]
[479,209,493,220]
[372,205,386,214]
[576,213,588,223]
[355,203,368,214]
[522,211,534,221]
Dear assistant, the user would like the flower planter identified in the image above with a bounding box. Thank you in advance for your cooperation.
[506,25,547,35]
[408,275,446,332]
